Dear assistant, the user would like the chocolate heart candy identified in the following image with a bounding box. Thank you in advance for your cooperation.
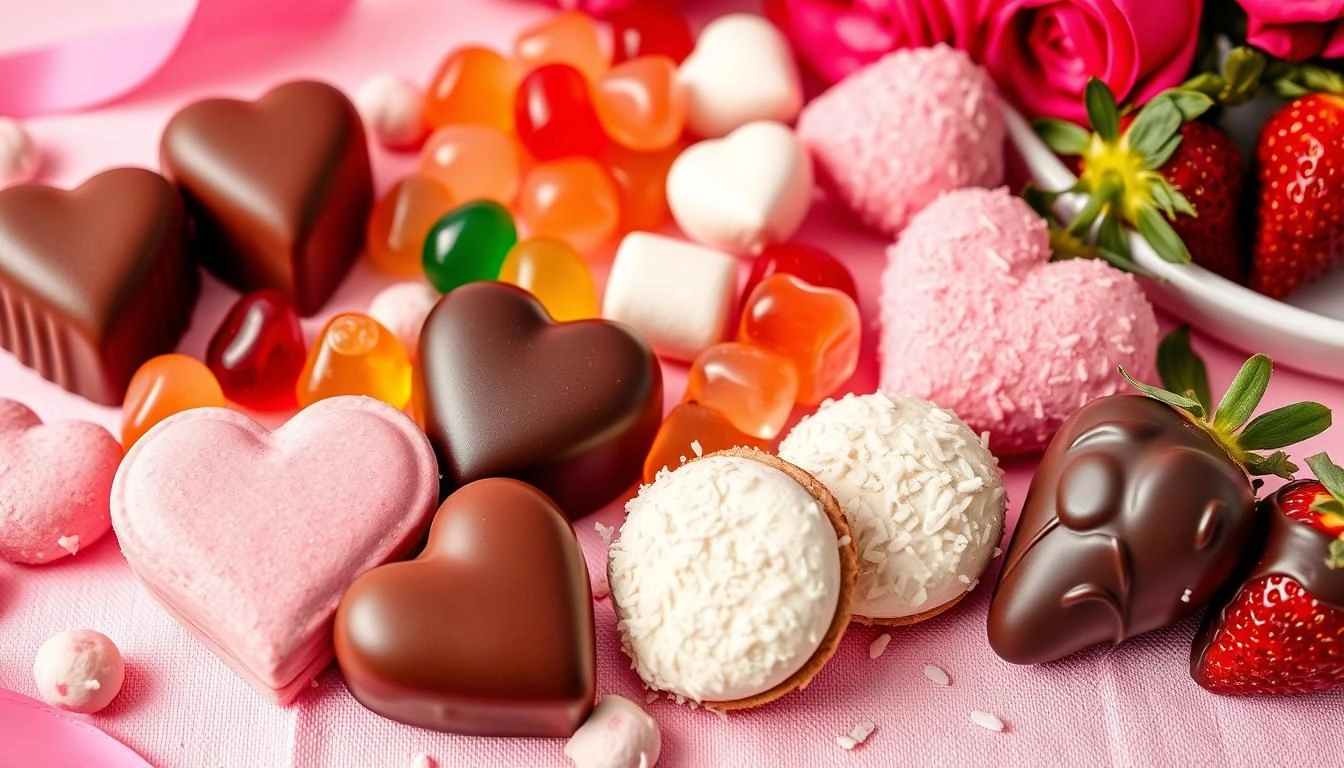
[418,281,662,518]
[161,80,372,316]
[335,478,596,736]
[0,167,197,404]
[987,395,1256,665]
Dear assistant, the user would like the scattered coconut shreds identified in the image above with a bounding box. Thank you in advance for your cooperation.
[591,574,610,600]
[56,535,80,555]
[709,707,729,722]
[691,439,704,457]
[970,710,1005,733]
[310,678,320,688]
[836,722,876,750]
[594,521,615,545]
[838,534,852,547]
[869,634,891,660]
[411,753,435,768]
[993,547,1003,558]
[645,692,660,705]
[923,664,950,686]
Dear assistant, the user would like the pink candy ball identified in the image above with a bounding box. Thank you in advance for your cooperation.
[355,75,429,151]
[366,282,441,360]
[33,629,126,714]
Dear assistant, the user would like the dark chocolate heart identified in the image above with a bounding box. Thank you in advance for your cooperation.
[987,395,1256,665]
[160,80,372,316]
[334,478,595,736]
[0,167,197,404]
[417,281,663,518]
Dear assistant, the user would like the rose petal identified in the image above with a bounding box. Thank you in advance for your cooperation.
[1237,0,1344,25]
[1246,17,1330,62]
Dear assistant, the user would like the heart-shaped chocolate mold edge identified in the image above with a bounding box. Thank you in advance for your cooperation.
[335,477,595,737]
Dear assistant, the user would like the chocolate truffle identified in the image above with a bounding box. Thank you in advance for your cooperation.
[417,281,662,518]
[335,478,596,736]
[160,80,372,316]
[987,395,1256,665]
[0,167,197,404]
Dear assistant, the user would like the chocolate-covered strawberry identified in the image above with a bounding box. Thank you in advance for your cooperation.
[988,329,1331,665]
[1192,453,1344,695]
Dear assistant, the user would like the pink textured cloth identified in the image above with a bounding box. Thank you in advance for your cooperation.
[1,1,1343,766]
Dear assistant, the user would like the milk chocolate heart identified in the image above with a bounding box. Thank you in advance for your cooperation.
[335,477,596,736]
[160,80,372,316]
[0,167,197,404]
[418,281,662,518]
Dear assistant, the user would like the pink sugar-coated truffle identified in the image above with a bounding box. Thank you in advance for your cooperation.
[366,281,440,360]
[0,399,120,564]
[355,74,429,151]
[879,187,1159,456]
[797,44,1004,236]
[33,629,126,714]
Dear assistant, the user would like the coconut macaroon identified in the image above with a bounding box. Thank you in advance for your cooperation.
[779,393,1006,625]
[608,448,856,709]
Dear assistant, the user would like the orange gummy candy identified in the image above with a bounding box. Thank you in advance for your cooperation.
[297,314,412,410]
[424,46,517,132]
[595,56,686,152]
[737,274,861,406]
[366,174,457,277]
[516,157,620,254]
[686,342,799,440]
[601,142,680,233]
[498,238,599,322]
[121,354,226,450]
[418,125,524,206]
[514,11,609,82]
[643,402,766,484]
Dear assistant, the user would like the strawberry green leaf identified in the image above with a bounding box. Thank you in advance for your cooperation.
[1127,97,1182,158]
[1157,326,1211,411]
[1134,204,1192,263]
[1119,365,1205,417]
[1086,78,1120,142]
[1162,89,1215,121]
[1035,119,1091,155]
[1243,450,1299,479]
[1142,132,1184,171]
[1328,537,1344,570]
[1306,453,1344,503]
[1212,354,1272,434]
[1239,402,1332,450]
[1097,212,1131,259]
[1223,48,1267,103]
[1169,188,1196,217]
[1315,498,1344,517]
[1300,65,1344,95]
[1181,72,1224,99]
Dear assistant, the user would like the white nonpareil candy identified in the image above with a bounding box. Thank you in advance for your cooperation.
[355,74,429,150]
[564,695,662,768]
[678,14,802,138]
[667,121,813,255]
[367,282,440,360]
[602,232,737,362]
[0,118,39,187]
[32,629,125,714]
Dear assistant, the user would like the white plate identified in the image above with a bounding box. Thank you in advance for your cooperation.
[1004,107,1344,381]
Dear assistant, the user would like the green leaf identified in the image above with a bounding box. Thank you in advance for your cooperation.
[1274,79,1314,99]
[1243,450,1299,479]
[1300,65,1344,95]
[1156,326,1211,411]
[1021,183,1063,221]
[1096,212,1131,259]
[1307,453,1344,502]
[1119,365,1205,417]
[1212,354,1273,434]
[1169,188,1197,217]
[1127,97,1182,158]
[1135,204,1192,263]
[1180,72,1225,99]
[1142,132,1184,171]
[1328,538,1344,570]
[1066,173,1120,237]
[1239,402,1332,450]
[1086,78,1120,142]
[1314,498,1344,517]
[1163,89,1215,121]
[1035,119,1092,155]
[1223,47,1267,103]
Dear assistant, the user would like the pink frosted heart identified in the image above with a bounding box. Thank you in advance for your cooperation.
[0,398,120,564]
[110,396,438,703]
[879,187,1159,455]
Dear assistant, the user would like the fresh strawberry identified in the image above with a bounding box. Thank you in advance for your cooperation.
[1164,121,1246,282]
[1192,453,1344,695]
[1034,80,1243,277]
[1251,93,1344,298]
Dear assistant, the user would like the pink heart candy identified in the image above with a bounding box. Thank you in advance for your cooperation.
[880,187,1159,456]
[0,398,120,565]
[110,396,438,703]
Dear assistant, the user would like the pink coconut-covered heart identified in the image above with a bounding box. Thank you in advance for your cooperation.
[880,187,1159,455]
[110,396,438,704]
[0,398,120,564]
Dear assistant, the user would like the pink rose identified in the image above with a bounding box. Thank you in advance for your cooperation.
[1238,1,1344,62]
[765,0,978,83]
[976,0,1202,122]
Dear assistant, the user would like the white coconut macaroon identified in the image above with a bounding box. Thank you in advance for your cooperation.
[779,392,1006,625]
[608,448,856,709]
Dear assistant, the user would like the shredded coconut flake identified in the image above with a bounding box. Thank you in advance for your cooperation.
[56,535,80,555]
[594,522,615,545]
[923,664,950,686]
[970,710,1005,732]
[690,439,703,457]
[709,707,729,722]
[869,634,891,659]
[837,722,876,750]
[645,692,659,704]
[836,736,858,750]
[838,534,852,547]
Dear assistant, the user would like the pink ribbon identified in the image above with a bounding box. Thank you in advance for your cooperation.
[0,0,353,117]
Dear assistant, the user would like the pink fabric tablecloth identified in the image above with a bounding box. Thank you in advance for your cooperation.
[2,1,1343,765]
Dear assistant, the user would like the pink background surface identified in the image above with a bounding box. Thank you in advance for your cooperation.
[2,1,1343,766]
